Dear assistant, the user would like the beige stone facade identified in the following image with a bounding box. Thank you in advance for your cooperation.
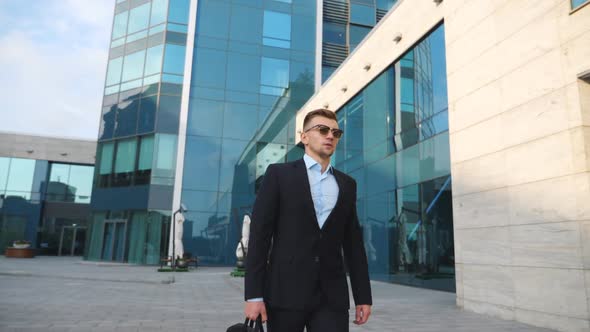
[297,0,590,330]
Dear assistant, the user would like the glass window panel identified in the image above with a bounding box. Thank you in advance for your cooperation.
[151,0,168,26]
[181,190,218,212]
[143,73,161,86]
[322,65,336,83]
[68,165,94,203]
[168,0,190,24]
[192,48,227,89]
[115,138,137,173]
[0,157,10,191]
[223,103,258,140]
[99,142,115,175]
[323,22,346,45]
[144,45,164,76]
[157,95,181,133]
[162,74,184,83]
[100,105,116,140]
[226,53,260,93]
[120,79,143,92]
[138,136,154,170]
[187,98,224,137]
[291,14,315,52]
[122,50,146,82]
[6,158,35,192]
[219,138,249,192]
[196,1,230,39]
[429,25,448,115]
[377,0,397,10]
[572,0,589,8]
[229,5,263,42]
[182,136,220,191]
[138,96,157,133]
[112,11,129,40]
[167,23,188,33]
[350,3,375,26]
[263,11,291,48]
[350,25,370,50]
[106,57,123,86]
[105,85,120,95]
[49,164,69,184]
[163,44,186,75]
[260,57,289,88]
[111,38,125,48]
[153,134,177,179]
[127,2,151,34]
[115,100,139,137]
[126,30,148,43]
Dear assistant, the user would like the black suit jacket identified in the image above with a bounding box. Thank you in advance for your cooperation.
[245,159,372,310]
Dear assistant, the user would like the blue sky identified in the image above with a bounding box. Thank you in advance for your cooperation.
[0,0,114,140]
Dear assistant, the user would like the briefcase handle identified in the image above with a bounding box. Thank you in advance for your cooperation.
[243,315,264,332]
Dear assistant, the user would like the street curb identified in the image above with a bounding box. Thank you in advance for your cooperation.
[0,271,175,285]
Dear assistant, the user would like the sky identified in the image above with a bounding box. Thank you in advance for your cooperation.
[0,0,114,140]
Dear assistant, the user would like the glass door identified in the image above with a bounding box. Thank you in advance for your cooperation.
[58,226,87,256]
[101,219,127,262]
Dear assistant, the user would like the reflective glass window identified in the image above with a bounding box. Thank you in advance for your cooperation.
[182,136,220,191]
[219,138,249,193]
[187,99,224,137]
[122,50,146,82]
[106,57,123,86]
[138,136,154,170]
[157,95,181,133]
[6,158,35,192]
[114,139,137,174]
[196,0,230,39]
[226,53,260,93]
[168,0,190,24]
[144,45,164,76]
[99,142,115,175]
[223,103,258,140]
[151,0,168,26]
[572,0,589,9]
[260,57,289,96]
[112,11,128,40]
[349,25,370,50]
[263,11,291,48]
[192,48,227,89]
[350,3,375,26]
[163,44,186,75]
[68,165,94,202]
[323,22,346,45]
[138,96,157,134]
[128,3,150,34]
[377,0,397,10]
[115,99,139,137]
[47,163,69,201]
[152,134,177,183]
[181,190,218,212]
[0,157,10,191]
[229,5,263,42]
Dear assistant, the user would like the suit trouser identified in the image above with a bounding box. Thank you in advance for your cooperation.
[266,294,349,332]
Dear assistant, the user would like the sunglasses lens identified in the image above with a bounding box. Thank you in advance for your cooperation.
[333,130,343,138]
[318,126,330,135]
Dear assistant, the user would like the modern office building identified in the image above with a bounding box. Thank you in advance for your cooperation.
[297,0,590,330]
[0,132,95,256]
[91,0,589,330]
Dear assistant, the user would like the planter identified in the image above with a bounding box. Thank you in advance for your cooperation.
[13,244,30,249]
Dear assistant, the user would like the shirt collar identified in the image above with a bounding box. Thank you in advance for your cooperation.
[303,154,333,174]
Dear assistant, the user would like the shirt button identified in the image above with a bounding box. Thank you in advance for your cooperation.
[314,256,320,263]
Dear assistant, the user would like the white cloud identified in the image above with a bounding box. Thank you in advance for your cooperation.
[0,0,114,140]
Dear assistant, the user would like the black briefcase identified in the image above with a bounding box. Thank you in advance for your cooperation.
[226,316,265,332]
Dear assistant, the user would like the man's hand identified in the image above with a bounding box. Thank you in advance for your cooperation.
[244,301,267,322]
[353,304,371,325]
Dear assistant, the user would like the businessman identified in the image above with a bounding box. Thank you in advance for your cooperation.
[244,109,372,332]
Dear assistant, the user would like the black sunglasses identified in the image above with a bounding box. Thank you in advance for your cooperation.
[304,124,344,138]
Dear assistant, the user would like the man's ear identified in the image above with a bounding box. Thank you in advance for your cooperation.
[300,131,308,145]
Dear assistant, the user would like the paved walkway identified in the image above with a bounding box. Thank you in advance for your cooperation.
[0,257,552,332]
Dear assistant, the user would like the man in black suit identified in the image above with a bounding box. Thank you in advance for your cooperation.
[244,109,372,332]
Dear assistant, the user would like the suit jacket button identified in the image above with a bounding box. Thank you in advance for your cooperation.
[314,256,320,263]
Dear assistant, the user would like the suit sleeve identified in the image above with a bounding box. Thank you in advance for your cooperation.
[342,179,373,305]
[245,164,279,301]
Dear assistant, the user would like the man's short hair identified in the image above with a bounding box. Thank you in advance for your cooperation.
[302,109,338,130]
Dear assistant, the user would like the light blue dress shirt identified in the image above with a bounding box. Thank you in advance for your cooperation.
[247,155,340,302]
[303,154,339,229]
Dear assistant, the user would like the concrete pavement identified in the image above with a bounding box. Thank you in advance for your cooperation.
[0,257,552,331]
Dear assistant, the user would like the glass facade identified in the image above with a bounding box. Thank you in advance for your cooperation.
[181,0,316,265]
[333,24,453,291]
[322,0,399,83]
[0,157,94,256]
[89,0,190,264]
[572,0,589,9]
